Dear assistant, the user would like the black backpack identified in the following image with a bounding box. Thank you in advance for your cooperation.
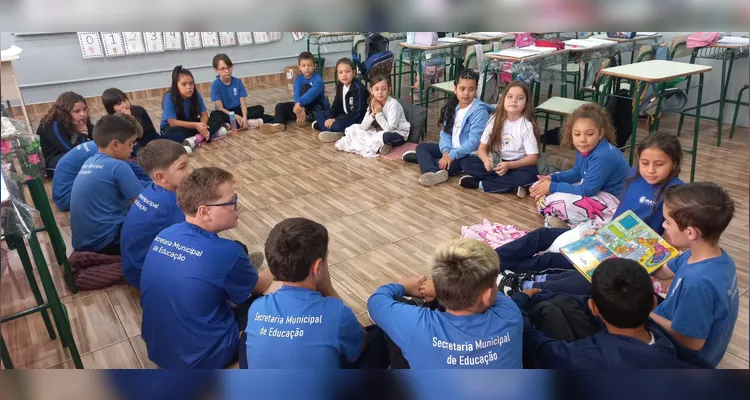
[353,33,394,83]
[606,88,634,149]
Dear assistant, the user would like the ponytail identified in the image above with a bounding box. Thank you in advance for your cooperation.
[438,69,479,131]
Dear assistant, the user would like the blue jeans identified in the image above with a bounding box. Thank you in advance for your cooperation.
[415,142,465,174]
[532,271,592,295]
[461,157,538,193]
[314,111,358,133]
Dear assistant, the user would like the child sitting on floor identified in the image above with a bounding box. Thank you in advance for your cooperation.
[36,91,93,176]
[52,117,151,212]
[160,65,226,152]
[120,140,191,289]
[102,87,160,155]
[529,103,630,228]
[334,75,410,157]
[70,114,144,255]
[650,182,739,368]
[140,167,279,369]
[243,217,389,369]
[209,53,277,133]
[512,258,710,369]
[401,69,492,187]
[315,58,368,143]
[459,81,539,196]
[265,51,329,131]
[368,238,522,369]
[497,133,685,296]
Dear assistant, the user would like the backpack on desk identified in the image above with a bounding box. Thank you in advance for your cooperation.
[353,33,394,83]
[686,32,721,48]
[514,32,535,47]
[414,32,439,46]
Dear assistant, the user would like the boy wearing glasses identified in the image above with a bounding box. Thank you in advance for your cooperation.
[140,167,280,369]
[210,54,278,132]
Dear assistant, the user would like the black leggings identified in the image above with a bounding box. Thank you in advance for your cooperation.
[212,105,274,125]
[382,132,406,146]
[161,112,225,142]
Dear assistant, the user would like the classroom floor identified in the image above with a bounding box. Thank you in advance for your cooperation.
[1,79,748,369]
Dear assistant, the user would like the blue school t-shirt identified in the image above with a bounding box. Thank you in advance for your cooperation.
[243,285,364,369]
[653,250,740,367]
[70,153,144,252]
[120,184,185,289]
[210,76,247,111]
[367,283,523,369]
[140,222,259,369]
[52,141,151,211]
[612,168,683,235]
[160,92,208,129]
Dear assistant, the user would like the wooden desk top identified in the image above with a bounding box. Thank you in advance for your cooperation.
[601,60,712,83]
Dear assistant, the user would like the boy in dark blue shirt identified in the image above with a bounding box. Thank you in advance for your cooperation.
[244,217,388,369]
[209,54,277,133]
[650,182,739,367]
[70,114,145,255]
[120,139,191,289]
[266,51,329,130]
[368,239,523,369]
[140,167,279,369]
[512,258,710,369]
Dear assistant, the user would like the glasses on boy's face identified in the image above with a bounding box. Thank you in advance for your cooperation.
[204,193,239,210]
[217,66,233,72]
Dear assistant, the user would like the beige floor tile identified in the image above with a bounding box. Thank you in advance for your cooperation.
[50,340,141,369]
[107,285,142,338]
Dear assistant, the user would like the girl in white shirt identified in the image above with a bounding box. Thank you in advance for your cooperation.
[335,75,411,158]
[459,81,540,197]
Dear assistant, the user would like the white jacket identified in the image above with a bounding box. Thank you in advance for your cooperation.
[359,96,411,138]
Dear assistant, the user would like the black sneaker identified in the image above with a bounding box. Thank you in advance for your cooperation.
[459,175,480,189]
[311,120,320,131]
[497,270,521,297]
[516,271,536,286]
[402,150,417,163]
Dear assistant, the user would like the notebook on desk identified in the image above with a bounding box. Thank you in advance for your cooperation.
[717,36,750,45]
[565,39,605,48]
[494,48,540,58]
[521,45,557,53]
[438,37,470,43]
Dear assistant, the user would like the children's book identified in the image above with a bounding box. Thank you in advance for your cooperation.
[560,210,680,282]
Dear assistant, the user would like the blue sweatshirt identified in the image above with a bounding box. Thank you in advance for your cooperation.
[613,168,683,235]
[438,100,493,161]
[550,139,630,197]
[293,73,329,109]
[512,292,711,369]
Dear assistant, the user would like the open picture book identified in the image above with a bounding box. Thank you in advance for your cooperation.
[560,210,680,282]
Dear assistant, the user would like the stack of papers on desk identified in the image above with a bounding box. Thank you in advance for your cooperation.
[521,45,557,53]
[636,32,658,36]
[494,48,541,58]
[717,36,749,45]
[438,37,470,43]
[565,39,606,48]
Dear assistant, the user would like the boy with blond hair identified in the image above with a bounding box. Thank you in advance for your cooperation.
[368,238,523,369]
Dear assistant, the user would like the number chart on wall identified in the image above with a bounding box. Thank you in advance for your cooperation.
[77,32,290,58]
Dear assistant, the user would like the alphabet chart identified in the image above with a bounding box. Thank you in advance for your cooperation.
[164,32,183,50]
[219,32,237,47]
[184,32,202,50]
[101,32,126,57]
[201,32,220,47]
[122,32,146,55]
[237,32,254,45]
[77,32,104,58]
[144,32,164,53]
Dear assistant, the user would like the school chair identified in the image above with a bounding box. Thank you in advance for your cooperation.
[1,232,84,369]
[423,44,492,112]
[729,84,749,139]
[579,58,619,105]
[535,97,594,152]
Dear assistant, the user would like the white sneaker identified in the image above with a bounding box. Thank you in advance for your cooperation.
[319,131,344,143]
[418,170,449,187]
[183,145,193,155]
[517,186,528,198]
[182,136,196,149]
[216,127,228,137]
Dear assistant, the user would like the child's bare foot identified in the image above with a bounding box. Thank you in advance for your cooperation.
[294,108,307,127]
[260,123,286,134]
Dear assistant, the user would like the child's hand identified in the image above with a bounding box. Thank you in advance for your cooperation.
[521,288,541,297]
[293,103,302,113]
[494,162,510,176]
[195,122,210,137]
[398,276,427,298]
[419,279,436,302]
[483,158,493,172]
[324,118,335,129]
[438,153,452,170]
[237,115,247,129]
[529,179,551,198]
[583,229,597,238]
[537,174,552,181]
[371,100,383,114]
[75,121,89,133]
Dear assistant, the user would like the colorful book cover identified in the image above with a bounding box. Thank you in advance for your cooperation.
[560,210,680,282]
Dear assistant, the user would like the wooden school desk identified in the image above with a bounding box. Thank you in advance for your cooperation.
[563,39,618,99]
[594,34,663,65]
[601,60,712,182]
[397,38,477,105]
[482,48,571,106]
[678,36,749,146]
[458,32,513,45]
[535,97,594,152]
[1,51,32,129]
